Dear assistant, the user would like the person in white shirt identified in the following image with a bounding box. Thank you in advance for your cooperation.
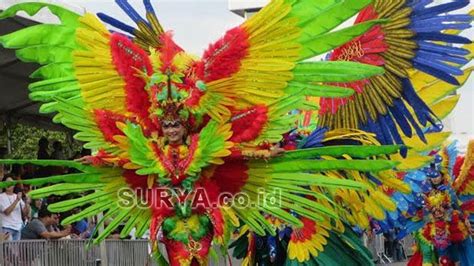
[0,176,30,240]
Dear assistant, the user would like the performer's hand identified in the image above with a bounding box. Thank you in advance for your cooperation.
[74,156,94,165]
[270,147,285,157]
[16,192,23,202]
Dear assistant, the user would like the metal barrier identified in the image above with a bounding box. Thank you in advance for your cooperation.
[366,233,415,264]
[0,239,154,266]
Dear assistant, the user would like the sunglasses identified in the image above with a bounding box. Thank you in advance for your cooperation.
[162,121,182,129]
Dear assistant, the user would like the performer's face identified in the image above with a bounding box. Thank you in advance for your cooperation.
[430,175,443,185]
[162,120,186,145]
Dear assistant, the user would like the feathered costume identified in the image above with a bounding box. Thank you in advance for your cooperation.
[402,141,474,266]
[0,0,471,265]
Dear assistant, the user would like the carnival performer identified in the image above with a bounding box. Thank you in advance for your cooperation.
[407,141,474,266]
[0,0,471,265]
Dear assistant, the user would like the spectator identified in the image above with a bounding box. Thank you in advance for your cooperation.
[51,141,66,160]
[71,208,90,238]
[0,176,30,240]
[21,207,71,240]
[51,141,67,175]
[10,165,25,195]
[22,164,36,180]
[36,137,51,178]
[37,137,50,160]
[30,199,43,219]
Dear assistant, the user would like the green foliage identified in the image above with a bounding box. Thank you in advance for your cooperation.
[1,123,82,159]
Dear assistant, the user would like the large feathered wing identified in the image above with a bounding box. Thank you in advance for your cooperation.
[319,0,472,146]
[192,0,388,146]
[0,2,165,241]
[454,140,474,218]
[0,3,160,157]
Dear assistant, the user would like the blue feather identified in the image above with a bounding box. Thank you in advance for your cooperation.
[413,61,460,85]
[416,50,469,65]
[412,0,470,19]
[414,56,464,76]
[418,41,470,56]
[389,101,413,137]
[394,99,427,143]
[382,115,403,145]
[115,0,148,24]
[97,13,136,35]
[402,78,439,126]
[301,127,327,149]
[143,0,155,13]
[411,14,473,27]
[367,174,383,186]
[379,115,395,145]
[411,22,471,33]
[415,32,472,44]
[407,0,433,11]
[364,117,388,145]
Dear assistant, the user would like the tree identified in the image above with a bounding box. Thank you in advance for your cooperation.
[0,123,82,159]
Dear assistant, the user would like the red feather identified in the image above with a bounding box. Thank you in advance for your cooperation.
[453,156,464,178]
[123,169,148,189]
[197,26,249,82]
[230,105,268,143]
[110,34,156,134]
[407,251,423,266]
[320,5,388,116]
[461,199,474,213]
[211,159,249,195]
[290,218,316,243]
[94,109,127,143]
[159,31,184,72]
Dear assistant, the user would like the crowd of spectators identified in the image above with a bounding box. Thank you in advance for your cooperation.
[0,137,94,241]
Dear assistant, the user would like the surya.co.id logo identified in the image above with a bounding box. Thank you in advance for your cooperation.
[116,187,282,210]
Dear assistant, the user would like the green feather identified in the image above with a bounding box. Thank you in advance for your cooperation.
[286,82,355,98]
[293,61,385,83]
[48,191,111,212]
[300,20,384,60]
[29,183,104,198]
[281,145,401,160]
[270,173,367,189]
[269,159,398,172]
[120,209,147,238]
[0,2,80,26]
[135,212,152,238]
[0,24,76,49]
[122,122,161,174]
[0,159,95,172]
[61,201,112,225]
[16,46,74,65]
[296,0,373,41]
[94,208,130,244]
[232,208,266,236]
[260,205,303,227]
[0,172,101,189]
[30,63,75,79]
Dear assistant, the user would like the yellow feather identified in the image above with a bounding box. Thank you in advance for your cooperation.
[417,67,473,105]
[373,191,397,212]
[431,95,461,120]
[402,132,451,153]
[364,195,386,220]
[391,151,432,171]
